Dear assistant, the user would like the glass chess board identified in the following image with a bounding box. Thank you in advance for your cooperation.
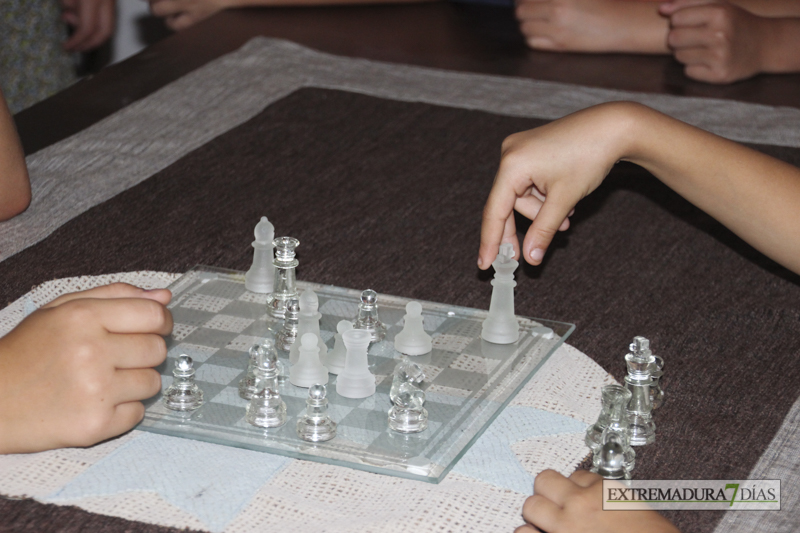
[139,266,575,483]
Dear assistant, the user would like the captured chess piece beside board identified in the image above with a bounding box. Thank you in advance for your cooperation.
[139,217,575,482]
[586,336,666,481]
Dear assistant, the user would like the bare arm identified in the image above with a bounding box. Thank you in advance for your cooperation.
[150,0,439,30]
[515,0,670,54]
[0,89,31,221]
[727,0,800,17]
[478,101,800,275]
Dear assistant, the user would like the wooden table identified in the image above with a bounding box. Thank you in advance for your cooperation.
[16,3,800,155]
[5,5,800,533]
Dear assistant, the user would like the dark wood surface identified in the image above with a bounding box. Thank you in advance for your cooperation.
[15,3,800,156]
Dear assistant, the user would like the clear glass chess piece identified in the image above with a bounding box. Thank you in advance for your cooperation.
[238,343,267,400]
[275,298,300,352]
[246,385,287,428]
[352,289,387,343]
[585,385,633,451]
[481,242,520,345]
[244,216,275,294]
[390,356,426,404]
[296,384,337,442]
[649,355,665,410]
[164,354,204,411]
[388,382,428,433]
[591,429,630,480]
[266,236,299,319]
[625,336,656,446]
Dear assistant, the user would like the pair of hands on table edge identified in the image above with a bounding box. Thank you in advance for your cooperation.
[515,0,800,84]
[0,284,173,454]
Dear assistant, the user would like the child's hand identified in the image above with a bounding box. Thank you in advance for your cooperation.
[479,102,639,269]
[148,0,227,31]
[0,283,173,454]
[660,0,769,83]
[516,470,680,533]
[60,0,116,52]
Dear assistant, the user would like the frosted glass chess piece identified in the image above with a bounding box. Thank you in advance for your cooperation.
[289,290,328,365]
[266,236,299,319]
[394,302,432,356]
[164,354,204,411]
[390,357,426,404]
[353,289,387,343]
[289,333,329,388]
[244,216,275,294]
[586,385,635,476]
[276,298,300,352]
[625,336,656,446]
[238,343,266,400]
[591,429,630,480]
[336,329,376,398]
[481,242,520,344]
[246,385,287,428]
[296,384,337,442]
[388,382,428,433]
[326,320,353,375]
[649,355,665,410]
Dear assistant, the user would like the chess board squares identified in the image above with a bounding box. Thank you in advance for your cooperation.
[203,348,250,370]
[193,363,245,385]
[432,368,489,393]
[193,279,247,300]
[318,298,359,319]
[237,291,269,304]
[431,334,473,354]
[166,343,219,363]
[191,401,244,428]
[449,353,501,375]
[218,300,266,321]
[170,323,198,341]
[180,294,234,314]
[204,314,255,333]
[181,327,239,351]
[224,334,267,353]
[169,307,217,328]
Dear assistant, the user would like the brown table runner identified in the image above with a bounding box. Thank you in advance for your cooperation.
[2,88,800,532]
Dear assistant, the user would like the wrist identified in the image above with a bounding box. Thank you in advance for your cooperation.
[594,101,652,166]
[759,18,800,73]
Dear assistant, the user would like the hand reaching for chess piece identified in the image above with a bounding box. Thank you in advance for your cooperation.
[0,283,173,453]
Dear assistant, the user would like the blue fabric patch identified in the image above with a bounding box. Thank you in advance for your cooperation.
[452,406,587,494]
[47,432,291,532]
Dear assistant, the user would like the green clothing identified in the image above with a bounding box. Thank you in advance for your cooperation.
[1,0,76,113]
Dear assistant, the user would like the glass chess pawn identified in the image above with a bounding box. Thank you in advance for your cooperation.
[591,429,630,480]
[266,236,299,319]
[353,289,387,343]
[388,382,428,434]
[649,355,665,410]
[296,384,337,442]
[163,354,204,411]
[239,341,280,400]
[246,385,287,428]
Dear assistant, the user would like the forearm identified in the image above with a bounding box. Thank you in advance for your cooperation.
[0,90,30,220]
[229,0,437,6]
[760,17,800,73]
[620,103,800,274]
[729,0,800,17]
